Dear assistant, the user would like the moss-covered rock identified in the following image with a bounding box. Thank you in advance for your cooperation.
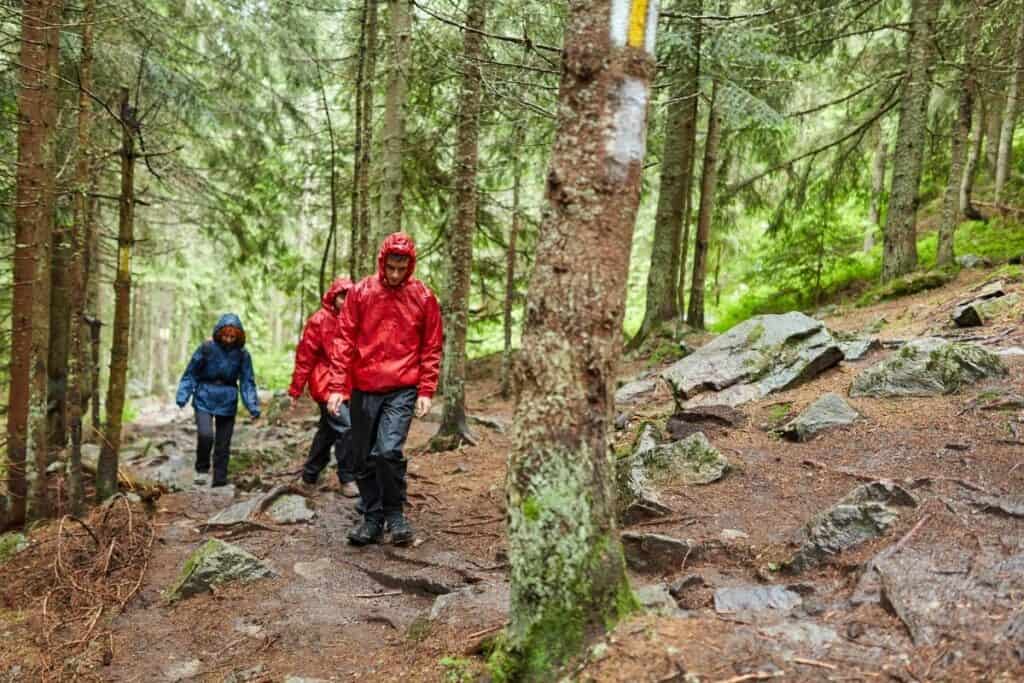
[644,432,729,485]
[850,338,1008,398]
[165,538,274,601]
[856,269,955,307]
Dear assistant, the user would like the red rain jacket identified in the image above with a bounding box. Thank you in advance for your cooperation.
[289,277,353,404]
[328,233,443,398]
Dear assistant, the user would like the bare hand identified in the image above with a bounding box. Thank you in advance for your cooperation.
[327,393,344,415]
[415,396,432,419]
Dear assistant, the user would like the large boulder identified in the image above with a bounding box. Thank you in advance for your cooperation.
[780,393,860,442]
[165,539,274,601]
[850,338,1007,398]
[661,313,842,408]
[645,432,729,485]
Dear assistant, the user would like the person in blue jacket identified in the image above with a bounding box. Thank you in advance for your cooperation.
[176,313,261,487]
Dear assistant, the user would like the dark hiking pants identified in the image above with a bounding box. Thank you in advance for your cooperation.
[350,387,417,523]
[195,410,236,485]
[302,402,356,485]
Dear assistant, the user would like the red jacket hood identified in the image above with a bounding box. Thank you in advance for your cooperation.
[321,276,353,312]
[377,232,417,286]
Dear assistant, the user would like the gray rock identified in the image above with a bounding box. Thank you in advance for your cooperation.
[165,539,274,601]
[615,375,659,405]
[163,658,202,681]
[283,678,329,683]
[661,312,842,408]
[616,424,673,524]
[997,346,1024,357]
[719,529,749,543]
[293,558,331,580]
[0,532,27,565]
[635,583,683,615]
[266,494,316,524]
[761,622,838,649]
[427,582,510,630]
[614,412,629,430]
[206,496,263,527]
[957,253,991,269]
[224,664,266,683]
[669,574,705,597]
[622,532,696,572]
[714,585,802,613]
[838,337,879,362]
[850,338,1007,398]
[788,481,916,573]
[780,393,860,442]
[645,432,729,485]
[952,282,1009,327]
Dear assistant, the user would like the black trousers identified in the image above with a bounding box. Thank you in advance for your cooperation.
[350,387,417,522]
[302,402,355,485]
[195,410,236,484]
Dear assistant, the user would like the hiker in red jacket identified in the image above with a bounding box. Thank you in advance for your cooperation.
[288,276,359,497]
[327,232,443,546]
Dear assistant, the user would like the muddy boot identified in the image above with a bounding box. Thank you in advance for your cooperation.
[347,518,384,546]
[387,515,414,546]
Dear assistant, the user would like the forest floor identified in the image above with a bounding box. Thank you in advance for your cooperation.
[3,264,1024,682]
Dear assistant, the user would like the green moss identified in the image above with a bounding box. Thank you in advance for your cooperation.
[990,263,1024,283]
[522,497,540,522]
[856,269,955,307]
[767,402,792,424]
[0,533,27,565]
[406,615,433,642]
[164,539,221,602]
[745,322,766,346]
[440,656,477,683]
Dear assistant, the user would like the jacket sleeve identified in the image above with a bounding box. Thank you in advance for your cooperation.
[240,350,261,417]
[175,345,204,407]
[288,315,319,398]
[417,293,444,398]
[327,291,358,397]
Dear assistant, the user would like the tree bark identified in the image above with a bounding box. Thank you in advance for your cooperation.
[633,1,701,346]
[349,0,368,281]
[995,19,1024,209]
[865,121,886,252]
[986,90,1003,172]
[432,0,487,450]
[358,0,380,276]
[315,57,338,296]
[961,96,984,219]
[48,214,71,453]
[881,0,939,282]
[687,80,723,330]
[497,1,658,677]
[67,0,96,516]
[937,1,981,267]
[97,88,136,502]
[381,0,411,235]
[7,0,62,527]
[500,123,525,399]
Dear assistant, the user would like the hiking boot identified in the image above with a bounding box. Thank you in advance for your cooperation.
[193,472,209,487]
[339,481,360,498]
[297,478,318,495]
[347,519,384,546]
[354,497,366,515]
[387,515,415,546]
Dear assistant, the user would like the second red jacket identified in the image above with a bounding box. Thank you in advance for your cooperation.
[289,277,352,403]
[328,233,443,398]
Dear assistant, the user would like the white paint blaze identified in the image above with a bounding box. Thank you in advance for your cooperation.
[610,0,630,47]
[607,77,649,181]
[644,0,660,55]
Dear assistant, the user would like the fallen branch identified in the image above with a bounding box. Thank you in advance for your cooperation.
[792,657,837,671]
[714,672,785,683]
[351,591,403,599]
[446,517,503,529]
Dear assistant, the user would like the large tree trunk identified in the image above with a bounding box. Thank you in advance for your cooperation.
[687,80,723,330]
[995,20,1024,209]
[349,0,368,281]
[381,0,411,235]
[315,58,339,295]
[48,215,71,452]
[937,1,981,266]
[865,121,886,252]
[97,88,136,502]
[881,0,939,282]
[358,0,380,276]
[632,2,701,347]
[432,0,486,451]
[985,90,1003,172]
[67,0,96,516]
[500,123,525,399]
[961,96,985,219]
[497,1,658,678]
[7,0,62,527]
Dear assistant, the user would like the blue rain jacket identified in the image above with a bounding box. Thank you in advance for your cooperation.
[176,313,261,418]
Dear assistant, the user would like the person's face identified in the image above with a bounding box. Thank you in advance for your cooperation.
[384,255,410,286]
[220,327,239,344]
[334,292,346,311]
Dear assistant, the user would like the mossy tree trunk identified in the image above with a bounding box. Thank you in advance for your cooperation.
[358,0,380,277]
[631,0,701,347]
[995,18,1024,210]
[433,0,487,450]
[865,121,886,252]
[937,0,982,266]
[349,0,368,281]
[67,0,96,516]
[97,88,136,502]
[500,122,525,399]
[381,0,411,235]
[961,97,984,219]
[686,79,722,331]
[881,0,939,282]
[495,1,659,679]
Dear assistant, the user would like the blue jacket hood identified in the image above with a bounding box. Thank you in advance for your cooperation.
[213,313,246,348]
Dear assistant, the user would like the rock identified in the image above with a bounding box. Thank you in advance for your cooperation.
[232,618,265,638]
[615,375,659,405]
[283,678,329,683]
[635,583,682,615]
[163,658,202,681]
[224,664,266,683]
[668,574,705,597]
[165,539,274,601]
[666,405,746,441]
[850,338,1007,398]
[787,481,916,573]
[997,346,1024,357]
[779,393,860,442]
[425,582,509,631]
[266,494,316,524]
[719,529,749,543]
[81,443,100,470]
[646,432,729,485]
[293,558,331,580]
[661,312,843,408]
[616,424,673,524]
[761,622,838,649]
[713,585,802,613]
[969,494,1024,518]
[206,496,264,527]
[952,282,1010,327]
[614,412,629,430]
[0,532,28,565]
[621,532,696,572]
[837,337,879,362]
[957,253,991,269]
[469,414,508,433]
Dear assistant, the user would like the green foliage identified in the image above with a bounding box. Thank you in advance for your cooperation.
[856,268,956,307]
[440,656,477,683]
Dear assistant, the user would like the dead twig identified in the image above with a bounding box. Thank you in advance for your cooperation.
[351,591,403,598]
[714,672,785,682]
[446,517,503,529]
[793,657,838,671]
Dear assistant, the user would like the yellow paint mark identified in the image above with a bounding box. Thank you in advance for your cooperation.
[628,0,649,48]
[118,244,131,273]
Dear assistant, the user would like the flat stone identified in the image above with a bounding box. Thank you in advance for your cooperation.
[957,253,991,269]
[427,582,510,629]
[206,496,263,527]
[667,405,746,440]
[714,585,802,613]
[780,393,860,442]
[622,532,696,572]
[838,337,879,362]
[997,346,1024,357]
[635,583,683,615]
[617,424,673,524]
[669,574,706,597]
[850,338,1007,398]
[224,664,266,683]
[719,529,749,543]
[266,494,316,524]
[283,678,329,683]
[165,539,274,601]
[293,558,331,580]
[163,658,202,681]
[615,376,659,405]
